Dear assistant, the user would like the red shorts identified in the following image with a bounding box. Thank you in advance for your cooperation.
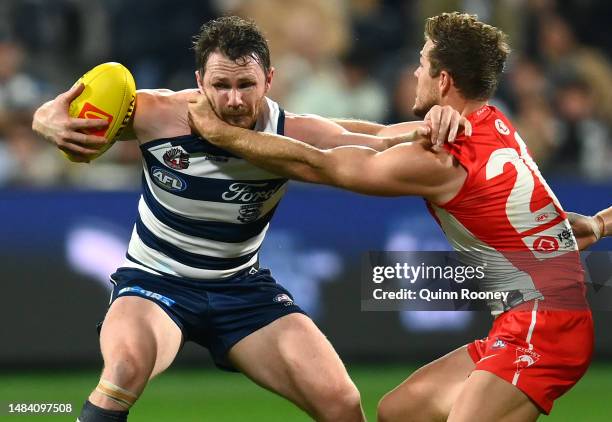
[467,300,593,414]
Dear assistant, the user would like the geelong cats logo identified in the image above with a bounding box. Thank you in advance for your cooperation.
[163,147,190,170]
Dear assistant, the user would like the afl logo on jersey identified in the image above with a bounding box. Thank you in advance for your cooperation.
[495,119,510,136]
[532,235,559,253]
[163,147,190,170]
[151,166,187,192]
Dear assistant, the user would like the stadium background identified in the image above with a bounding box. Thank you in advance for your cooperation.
[0,0,611,420]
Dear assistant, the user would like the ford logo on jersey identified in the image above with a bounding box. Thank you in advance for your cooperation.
[151,166,187,192]
[222,182,282,202]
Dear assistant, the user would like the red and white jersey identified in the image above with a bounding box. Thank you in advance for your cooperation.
[428,105,586,314]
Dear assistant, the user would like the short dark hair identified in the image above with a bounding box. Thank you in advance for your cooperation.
[425,12,510,100]
[193,16,271,75]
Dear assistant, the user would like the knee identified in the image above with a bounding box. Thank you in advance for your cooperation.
[315,382,362,422]
[103,347,153,388]
[377,381,435,422]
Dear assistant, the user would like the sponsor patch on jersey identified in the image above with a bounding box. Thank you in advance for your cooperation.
[273,293,294,306]
[532,235,559,253]
[556,228,575,248]
[202,153,229,163]
[495,118,510,135]
[163,147,190,170]
[151,166,187,192]
[535,212,551,223]
[117,285,176,307]
[222,182,283,203]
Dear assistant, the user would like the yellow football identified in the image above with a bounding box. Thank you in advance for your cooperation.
[68,62,136,159]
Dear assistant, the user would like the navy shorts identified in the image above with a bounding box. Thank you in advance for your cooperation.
[107,267,307,370]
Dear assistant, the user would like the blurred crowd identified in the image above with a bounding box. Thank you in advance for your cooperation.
[0,0,610,189]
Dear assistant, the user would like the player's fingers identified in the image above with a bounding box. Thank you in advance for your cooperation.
[460,117,473,137]
[187,107,200,132]
[58,83,85,104]
[186,91,203,103]
[58,145,93,163]
[448,112,460,144]
[436,110,452,147]
[187,107,195,125]
[418,125,431,137]
[187,97,199,104]
[67,117,109,131]
[427,108,441,145]
[58,130,108,147]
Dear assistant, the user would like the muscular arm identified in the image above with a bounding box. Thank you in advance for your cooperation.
[330,118,385,135]
[189,99,464,202]
[332,107,472,147]
[285,113,427,151]
[331,119,431,138]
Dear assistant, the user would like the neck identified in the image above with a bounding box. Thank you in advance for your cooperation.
[441,93,487,117]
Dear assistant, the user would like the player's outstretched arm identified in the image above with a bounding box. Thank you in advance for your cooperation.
[284,112,425,152]
[567,206,612,250]
[331,106,472,149]
[188,95,464,202]
[32,83,111,162]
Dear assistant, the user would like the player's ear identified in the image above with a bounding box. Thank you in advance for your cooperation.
[264,67,275,93]
[195,70,204,92]
[439,70,452,96]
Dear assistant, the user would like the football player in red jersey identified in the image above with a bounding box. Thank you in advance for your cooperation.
[189,12,609,422]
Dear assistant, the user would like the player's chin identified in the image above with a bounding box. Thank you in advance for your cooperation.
[413,104,427,119]
[224,115,256,129]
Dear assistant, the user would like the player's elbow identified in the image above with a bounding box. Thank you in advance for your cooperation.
[282,150,332,186]
[319,154,361,191]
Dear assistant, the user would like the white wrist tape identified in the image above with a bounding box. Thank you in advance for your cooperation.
[589,216,603,241]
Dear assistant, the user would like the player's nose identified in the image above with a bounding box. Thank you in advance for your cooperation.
[227,89,243,107]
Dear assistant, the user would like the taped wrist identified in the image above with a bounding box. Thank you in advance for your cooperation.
[595,207,611,238]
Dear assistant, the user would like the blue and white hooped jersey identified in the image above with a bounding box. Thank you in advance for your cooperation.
[123,97,288,279]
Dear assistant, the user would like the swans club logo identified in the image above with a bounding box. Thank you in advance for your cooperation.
[163,147,190,170]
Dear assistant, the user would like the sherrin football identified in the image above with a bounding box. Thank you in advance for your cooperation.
[68,62,136,159]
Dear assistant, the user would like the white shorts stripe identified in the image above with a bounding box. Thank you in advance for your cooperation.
[512,299,539,386]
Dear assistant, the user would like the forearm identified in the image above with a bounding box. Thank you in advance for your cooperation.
[331,118,385,135]
[208,125,331,183]
[323,131,418,151]
[378,121,425,137]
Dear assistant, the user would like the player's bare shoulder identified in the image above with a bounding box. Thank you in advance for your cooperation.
[133,88,200,144]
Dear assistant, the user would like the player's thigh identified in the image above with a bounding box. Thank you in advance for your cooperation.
[448,370,540,422]
[378,345,475,422]
[227,313,358,409]
[100,295,183,381]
